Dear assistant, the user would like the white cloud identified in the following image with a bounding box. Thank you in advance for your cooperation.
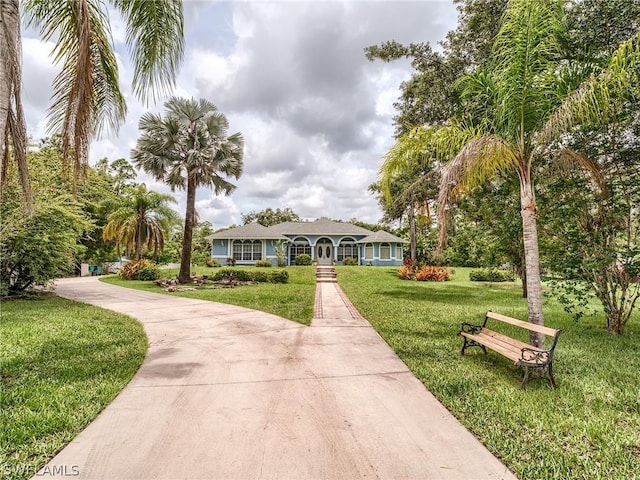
[21,0,459,227]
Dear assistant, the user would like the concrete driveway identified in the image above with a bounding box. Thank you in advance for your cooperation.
[37,276,516,479]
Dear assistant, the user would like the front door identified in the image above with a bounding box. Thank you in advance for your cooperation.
[316,240,333,266]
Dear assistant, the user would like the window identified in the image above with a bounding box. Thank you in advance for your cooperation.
[380,243,391,260]
[232,240,262,261]
[396,245,403,260]
[337,238,358,261]
[364,243,374,260]
[289,238,311,264]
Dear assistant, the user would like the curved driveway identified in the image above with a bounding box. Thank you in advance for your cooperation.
[38,276,516,479]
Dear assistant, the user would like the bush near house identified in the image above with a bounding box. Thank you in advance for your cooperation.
[294,254,312,265]
[119,259,160,280]
[212,268,288,284]
[342,257,358,266]
[469,268,515,282]
[255,260,273,268]
[205,258,222,267]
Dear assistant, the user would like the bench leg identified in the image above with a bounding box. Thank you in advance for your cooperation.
[521,366,530,389]
[460,337,467,355]
[461,338,487,356]
[547,363,557,389]
[521,365,557,389]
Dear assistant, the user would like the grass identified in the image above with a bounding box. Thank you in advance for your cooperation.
[0,295,147,480]
[101,265,317,325]
[336,266,640,480]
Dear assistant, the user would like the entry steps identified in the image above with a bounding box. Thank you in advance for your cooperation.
[316,266,337,283]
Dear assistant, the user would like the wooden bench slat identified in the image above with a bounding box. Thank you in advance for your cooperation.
[481,329,538,352]
[487,311,559,337]
[461,331,521,363]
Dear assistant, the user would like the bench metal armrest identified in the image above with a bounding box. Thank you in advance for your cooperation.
[459,322,483,335]
[519,347,550,366]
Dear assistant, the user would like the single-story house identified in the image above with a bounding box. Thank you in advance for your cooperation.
[207,218,408,266]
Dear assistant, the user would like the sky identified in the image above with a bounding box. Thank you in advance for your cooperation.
[22,0,459,230]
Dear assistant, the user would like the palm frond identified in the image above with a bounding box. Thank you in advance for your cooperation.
[26,0,126,192]
[491,0,565,142]
[112,0,184,103]
[538,32,640,148]
[552,148,607,196]
[1,0,33,213]
[379,125,440,203]
[133,96,244,211]
[437,135,518,249]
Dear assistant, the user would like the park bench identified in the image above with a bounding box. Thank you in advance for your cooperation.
[458,311,561,388]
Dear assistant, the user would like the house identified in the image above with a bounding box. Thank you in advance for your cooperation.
[208,218,408,266]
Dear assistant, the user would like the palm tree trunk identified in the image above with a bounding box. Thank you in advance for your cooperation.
[520,178,545,348]
[408,204,417,264]
[178,173,196,283]
[135,217,143,261]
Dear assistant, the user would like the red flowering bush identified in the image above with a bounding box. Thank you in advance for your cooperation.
[397,265,415,280]
[415,265,449,282]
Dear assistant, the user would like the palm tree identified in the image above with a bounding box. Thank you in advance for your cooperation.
[131,97,244,283]
[381,1,638,347]
[103,183,178,261]
[379,126,440,265]
[0,0,184,202]
[436,0,638,347]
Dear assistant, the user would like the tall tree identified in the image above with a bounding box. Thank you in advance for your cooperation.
[0,0,184,199]
[241,207,300,227]
[132,97,244,283]
[378,126,440,264]
[435,0,585,347]
[102,183,178,261]
[437,1,640,346]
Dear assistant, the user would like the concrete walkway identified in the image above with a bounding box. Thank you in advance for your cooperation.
[38,275,516,479]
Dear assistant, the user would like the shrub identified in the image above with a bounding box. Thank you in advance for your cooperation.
[415,265,449,282]
[136,265,160,281]
[205,258,222,268]
[274,240,288,267]
[214,268,251,282]
[1,198,90,296]
[397,265,415,280]
[294,254,312,265]
[342,257,358,266]
[268,270,289,284]
[119,259,160,280]
[226,257,236,266]
[252,270,269,282]
[469,268,515,282]
[212,268,289,284]
[256,260,273,268]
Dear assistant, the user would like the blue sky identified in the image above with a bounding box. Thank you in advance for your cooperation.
[22,0,459,229]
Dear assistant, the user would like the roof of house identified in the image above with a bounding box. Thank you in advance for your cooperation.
[268,218,373,237]
[207,223,289,240]
[209,218,408,244]
[358,230,408,244]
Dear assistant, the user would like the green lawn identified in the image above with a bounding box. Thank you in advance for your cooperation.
[0,295,147,480]
[101,265,317,325]
[336,266,640,480]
